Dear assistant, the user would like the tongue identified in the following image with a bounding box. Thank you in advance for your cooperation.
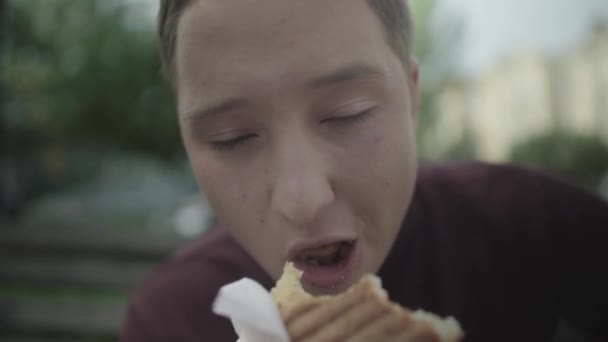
[293,241,357,291]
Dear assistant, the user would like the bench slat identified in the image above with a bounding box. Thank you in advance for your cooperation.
[0,226,189,259]
[0,299,125,337]
[0,256,156,290]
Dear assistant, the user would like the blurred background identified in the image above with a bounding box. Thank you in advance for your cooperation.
[0,0,606,340]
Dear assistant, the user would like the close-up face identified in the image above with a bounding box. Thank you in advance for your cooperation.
[175,0,419,294]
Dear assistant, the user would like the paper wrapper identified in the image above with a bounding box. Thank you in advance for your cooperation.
[212,278,290,342]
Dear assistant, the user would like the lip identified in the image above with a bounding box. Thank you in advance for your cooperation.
[287,237,359,292]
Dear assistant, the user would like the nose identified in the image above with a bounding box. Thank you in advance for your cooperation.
[270,134,335,228]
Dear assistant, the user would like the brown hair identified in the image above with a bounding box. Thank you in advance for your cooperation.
[158,0,413,85]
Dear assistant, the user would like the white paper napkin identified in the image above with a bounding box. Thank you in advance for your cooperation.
[212,278,290,342]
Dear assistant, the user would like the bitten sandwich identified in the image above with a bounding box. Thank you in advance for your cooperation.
[270,263,464,342]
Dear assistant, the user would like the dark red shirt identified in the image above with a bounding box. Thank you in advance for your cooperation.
[121,162,608,342]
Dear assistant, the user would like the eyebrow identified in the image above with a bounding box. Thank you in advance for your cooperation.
[183,98,250,123]
[308,63,385,89]
[183,64,385,122]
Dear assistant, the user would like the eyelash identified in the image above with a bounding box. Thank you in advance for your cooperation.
[210,134,257,151]
[322,109,374,125]
[209,110,374,151]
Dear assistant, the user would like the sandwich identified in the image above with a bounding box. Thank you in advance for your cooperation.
[270,263,464,342]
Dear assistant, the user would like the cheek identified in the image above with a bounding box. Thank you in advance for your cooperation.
[342,109,415,180]
[189,150,261,226]
[187,149,280,255]
[337,109,417,237]
[191,153,286,279]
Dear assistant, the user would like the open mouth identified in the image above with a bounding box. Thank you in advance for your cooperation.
[296,241,354,267]
[291,240,358,291]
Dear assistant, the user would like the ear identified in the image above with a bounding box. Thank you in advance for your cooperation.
[407,56,420,127]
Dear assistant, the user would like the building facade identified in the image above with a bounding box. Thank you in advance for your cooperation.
[426,24,608,162]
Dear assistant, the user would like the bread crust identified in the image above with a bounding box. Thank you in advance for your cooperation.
[270,263,464,342]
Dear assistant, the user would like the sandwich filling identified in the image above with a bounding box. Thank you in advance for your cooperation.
[296,241,353,267]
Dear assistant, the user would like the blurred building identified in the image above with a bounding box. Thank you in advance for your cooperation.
[426,23,608,161]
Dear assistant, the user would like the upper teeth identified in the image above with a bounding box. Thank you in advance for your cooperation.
[299,243,342,260]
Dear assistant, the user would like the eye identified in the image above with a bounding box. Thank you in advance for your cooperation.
[210,134,257,151]
[321,108,375,126]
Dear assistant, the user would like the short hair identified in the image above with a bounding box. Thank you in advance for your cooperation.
[158,0,413,86]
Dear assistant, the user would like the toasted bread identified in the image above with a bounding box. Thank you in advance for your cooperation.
[270,263,464,342]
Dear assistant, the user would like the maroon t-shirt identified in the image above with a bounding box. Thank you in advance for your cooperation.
[121,162,608,342]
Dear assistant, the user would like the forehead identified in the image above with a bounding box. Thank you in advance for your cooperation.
[175,0,395,111]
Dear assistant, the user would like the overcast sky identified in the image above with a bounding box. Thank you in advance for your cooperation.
[435,0,608,75]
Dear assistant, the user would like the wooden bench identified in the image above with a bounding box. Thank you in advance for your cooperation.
[0,224,189,341]
[0,223,599,341]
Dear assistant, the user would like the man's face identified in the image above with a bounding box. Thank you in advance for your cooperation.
[175,0,419,294]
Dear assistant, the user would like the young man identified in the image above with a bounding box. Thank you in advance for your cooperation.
[121,0,608,341]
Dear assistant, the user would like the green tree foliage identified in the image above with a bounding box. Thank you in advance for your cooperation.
[410,0,464,156]
[510,132,608,188]
[3,0,462,159]
[4,0,179,158]
[410,0,439,138]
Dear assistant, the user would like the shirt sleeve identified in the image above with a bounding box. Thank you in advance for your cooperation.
[119,261,239,342]
[120,299,159,342]
[539,174,608,340]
